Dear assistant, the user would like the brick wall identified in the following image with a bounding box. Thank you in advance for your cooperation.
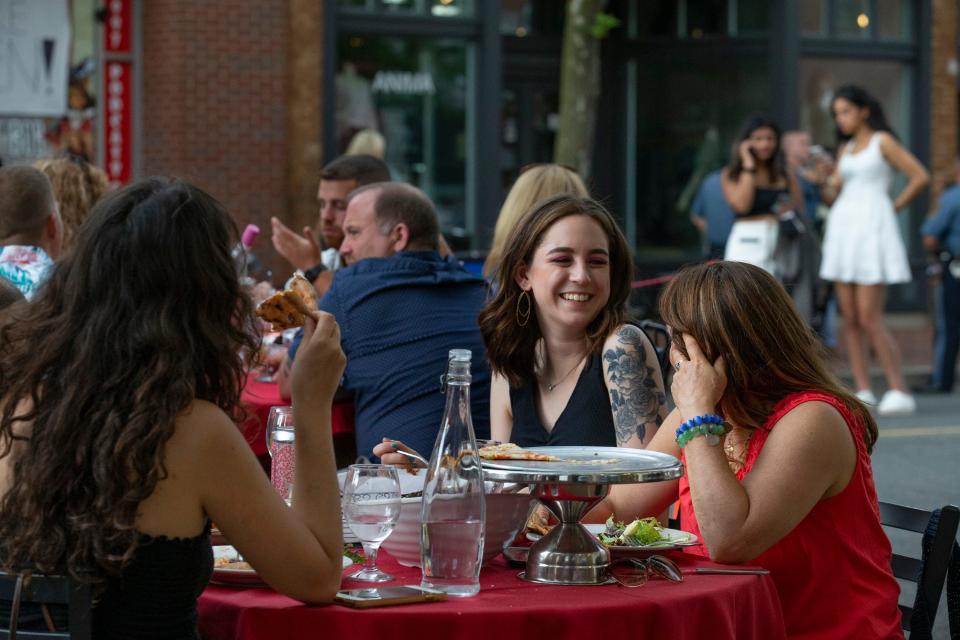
[141,0,291,281]
[929,0,958,205]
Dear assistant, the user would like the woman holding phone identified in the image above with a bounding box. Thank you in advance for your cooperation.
[721,114,803,276]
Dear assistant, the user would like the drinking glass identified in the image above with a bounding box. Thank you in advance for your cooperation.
[266,406,295,502]
[342,464,402,582]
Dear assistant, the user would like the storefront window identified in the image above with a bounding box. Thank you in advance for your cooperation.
[799,0,826,36]
[799,58,911,149]
[876,0,912,41]
[336,34,474,240]
[0,0,98,164]
[833,0,871,39]
[499,0,564,37]
[338,0,475,18]
[633,55,769,258]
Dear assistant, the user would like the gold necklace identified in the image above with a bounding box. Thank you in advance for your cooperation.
[541,354,587,392]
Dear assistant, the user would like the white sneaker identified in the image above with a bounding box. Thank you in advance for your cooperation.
[877,390,916,416]
[855,389,877,405]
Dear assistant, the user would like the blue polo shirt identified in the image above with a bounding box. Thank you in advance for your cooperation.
[690,171,735,247]
[921,184,960,256]
[289,251,491,459]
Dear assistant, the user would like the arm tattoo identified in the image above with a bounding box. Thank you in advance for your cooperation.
[603,326,666,446]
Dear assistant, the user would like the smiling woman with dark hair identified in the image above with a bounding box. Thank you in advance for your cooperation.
[0,177,346,638]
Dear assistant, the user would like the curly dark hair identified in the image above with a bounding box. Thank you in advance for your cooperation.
[0,177,260,586]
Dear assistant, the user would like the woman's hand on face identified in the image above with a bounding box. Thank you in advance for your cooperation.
[290,311,345,407]
[372,438,426,470]
[738,140,756,169]
[669,334,727,420]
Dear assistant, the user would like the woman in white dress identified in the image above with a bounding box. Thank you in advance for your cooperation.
[820,85,929,416]
[721,115,803,276]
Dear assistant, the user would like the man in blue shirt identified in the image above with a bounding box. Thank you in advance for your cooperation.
[689,169,734,259]
[919,159,960,393]
[284,182,491,459]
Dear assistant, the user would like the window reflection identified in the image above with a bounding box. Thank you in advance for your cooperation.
[634,55,769,257]
[799,0,826,36]
[336,34,472,240]
[833,0,871,39]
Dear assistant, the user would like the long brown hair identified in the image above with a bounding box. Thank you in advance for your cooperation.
[659,261,878,451]
[479,194,633,388]
[0,177,260,585]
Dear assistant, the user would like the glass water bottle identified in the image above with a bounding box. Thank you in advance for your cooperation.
[419,349,486,597]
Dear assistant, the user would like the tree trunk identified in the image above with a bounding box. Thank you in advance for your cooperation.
[554,0,608,180]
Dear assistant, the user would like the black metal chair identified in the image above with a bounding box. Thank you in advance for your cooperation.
[878,502,959,638]
[637,319,672,384]
[0,571,91,640]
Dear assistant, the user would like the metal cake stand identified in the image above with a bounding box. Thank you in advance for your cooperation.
[481,447,684,585]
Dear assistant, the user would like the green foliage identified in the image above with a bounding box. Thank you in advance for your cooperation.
[591,12,621,39]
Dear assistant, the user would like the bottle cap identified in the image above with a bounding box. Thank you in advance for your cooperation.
[241,224,261,249]
[448,349,472,363]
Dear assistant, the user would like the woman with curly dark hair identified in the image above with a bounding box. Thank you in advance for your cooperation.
[0,177,345,638]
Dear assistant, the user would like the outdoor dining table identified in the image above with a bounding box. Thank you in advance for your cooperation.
[240,371,355,457]
[198,549,786,640]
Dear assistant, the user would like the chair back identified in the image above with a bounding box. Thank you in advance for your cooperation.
[0,570,92,640]
[879,502,959,637]
[637,320,672,383]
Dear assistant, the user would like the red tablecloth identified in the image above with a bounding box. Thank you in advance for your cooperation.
[198,550,786,640]
[240,373,355,456]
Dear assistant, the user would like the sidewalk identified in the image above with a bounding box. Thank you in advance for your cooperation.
[827,312,937,388]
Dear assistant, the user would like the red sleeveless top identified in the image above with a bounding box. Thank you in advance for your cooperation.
[678,391,903,639]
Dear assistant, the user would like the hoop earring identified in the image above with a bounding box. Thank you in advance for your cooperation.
[516,290,531,327]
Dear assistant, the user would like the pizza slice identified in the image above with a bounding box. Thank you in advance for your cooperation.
[287,271,318,309]
[477,443,562,462]
[255,274,320,331]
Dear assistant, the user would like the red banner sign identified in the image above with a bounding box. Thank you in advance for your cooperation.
[103,61,133,187]
[104,0,133,54]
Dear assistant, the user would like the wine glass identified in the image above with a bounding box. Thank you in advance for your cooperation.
[266,406,295,503]
[342,464,402,582]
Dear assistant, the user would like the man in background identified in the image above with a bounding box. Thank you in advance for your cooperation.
[689,169,734,259]
[918,157,960,393]
[0,166,62,300]
[271,154,390,294]
[278,182,490,460]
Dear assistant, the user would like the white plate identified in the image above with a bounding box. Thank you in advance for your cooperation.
[584,523,699,553]
[211,545,265,586]
[528,524,699,555]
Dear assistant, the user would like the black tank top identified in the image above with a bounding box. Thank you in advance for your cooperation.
[738,185,789,218]
[509,352,616,447]
[93,523,213,639]
[2,524,212,639]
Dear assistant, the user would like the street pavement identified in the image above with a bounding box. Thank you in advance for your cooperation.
[827,312,957,638]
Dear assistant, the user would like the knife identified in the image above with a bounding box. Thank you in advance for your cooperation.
[693,567,770,575]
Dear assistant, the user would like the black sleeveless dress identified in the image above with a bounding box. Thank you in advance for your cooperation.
[93,523,213,639]
[2,523,213,639]
[509,352,616,447]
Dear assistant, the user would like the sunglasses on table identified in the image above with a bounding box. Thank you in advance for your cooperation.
[607,555,684,587]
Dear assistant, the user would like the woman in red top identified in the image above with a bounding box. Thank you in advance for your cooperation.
[600,261,902,639]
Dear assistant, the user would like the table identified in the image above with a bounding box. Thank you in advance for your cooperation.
[240,372,355,457]
[198,550,786,640]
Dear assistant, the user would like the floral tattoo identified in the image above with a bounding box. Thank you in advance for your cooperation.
[603,325,666,445]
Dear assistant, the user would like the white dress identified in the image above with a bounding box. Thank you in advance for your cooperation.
[819,132,912,285]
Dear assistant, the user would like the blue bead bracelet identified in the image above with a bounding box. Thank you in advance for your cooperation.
[675,413,725,448]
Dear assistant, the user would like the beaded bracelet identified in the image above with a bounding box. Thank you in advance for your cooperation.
[675,413,726,448]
